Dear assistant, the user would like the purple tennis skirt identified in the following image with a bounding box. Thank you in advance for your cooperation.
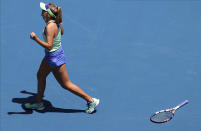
[44,46,66,67]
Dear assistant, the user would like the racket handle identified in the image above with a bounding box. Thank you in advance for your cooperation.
[178,100,189,108]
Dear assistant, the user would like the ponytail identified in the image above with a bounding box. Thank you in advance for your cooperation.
[48,3,63,24]
[55,6,62,24]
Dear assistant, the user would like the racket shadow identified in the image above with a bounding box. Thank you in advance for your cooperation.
[8,90,85,115]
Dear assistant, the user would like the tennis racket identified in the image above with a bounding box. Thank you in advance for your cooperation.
[150,100,189,123]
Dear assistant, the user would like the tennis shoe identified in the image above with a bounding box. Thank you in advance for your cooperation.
[24,103,45,110]
[86,98,100,114]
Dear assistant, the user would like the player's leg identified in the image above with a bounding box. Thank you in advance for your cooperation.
[36,58,52,103]
[52,64,93,102]
[25,58,52,110]
[52,64,100,113]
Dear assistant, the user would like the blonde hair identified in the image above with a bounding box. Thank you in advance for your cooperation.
[49,3,62,24]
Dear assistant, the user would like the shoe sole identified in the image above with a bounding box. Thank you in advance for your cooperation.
[95,99,100,108]
[24,104,45,111]
[91,99,100,113]
[25,107,45,111]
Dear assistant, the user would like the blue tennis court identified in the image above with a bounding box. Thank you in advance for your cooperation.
[1,0,201,131]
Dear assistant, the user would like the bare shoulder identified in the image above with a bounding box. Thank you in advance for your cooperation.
[46,22,58,33]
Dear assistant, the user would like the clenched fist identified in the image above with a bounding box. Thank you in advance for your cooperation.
[30,32,37,40]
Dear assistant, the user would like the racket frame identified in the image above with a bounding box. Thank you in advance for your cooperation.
[150,100,189,123]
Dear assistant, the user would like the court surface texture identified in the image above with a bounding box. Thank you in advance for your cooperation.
[1,0,201,131]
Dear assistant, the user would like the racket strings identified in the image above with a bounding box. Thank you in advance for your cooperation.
[151,111,174,123]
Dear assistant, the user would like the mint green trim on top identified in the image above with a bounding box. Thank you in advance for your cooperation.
[43,25,62,52]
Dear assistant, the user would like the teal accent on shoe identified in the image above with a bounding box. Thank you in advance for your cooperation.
[24,103,45,110]
[86,98,100,114]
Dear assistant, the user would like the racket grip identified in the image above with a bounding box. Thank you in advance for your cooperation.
[178,100,189,107]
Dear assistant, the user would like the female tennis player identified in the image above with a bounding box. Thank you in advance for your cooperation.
[25,2,99,114]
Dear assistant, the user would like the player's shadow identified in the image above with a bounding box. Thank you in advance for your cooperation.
[8,90,85,115]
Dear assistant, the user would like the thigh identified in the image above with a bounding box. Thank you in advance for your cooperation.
[52,64,70,86]
[37,58,52,78]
